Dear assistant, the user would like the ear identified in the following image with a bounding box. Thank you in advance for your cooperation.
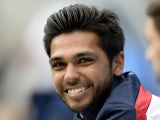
[112,51,124,76]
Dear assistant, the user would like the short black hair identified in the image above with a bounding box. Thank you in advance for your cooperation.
[43,4,124,63]
[147,1,160,33]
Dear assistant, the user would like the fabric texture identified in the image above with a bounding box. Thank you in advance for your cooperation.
[73,72,160,120]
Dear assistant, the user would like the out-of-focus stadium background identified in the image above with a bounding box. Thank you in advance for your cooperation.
[0,0,160,120]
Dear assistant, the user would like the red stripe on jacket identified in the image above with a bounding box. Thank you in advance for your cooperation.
[135,85,152,120]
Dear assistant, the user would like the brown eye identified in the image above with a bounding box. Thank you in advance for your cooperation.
[78,58,94,65]
[51,62,66,70]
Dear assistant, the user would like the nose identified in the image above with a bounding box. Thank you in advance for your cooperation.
[64,63,80,85]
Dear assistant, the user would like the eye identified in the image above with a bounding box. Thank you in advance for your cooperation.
[51,62,66,70]
[77,58,94,65]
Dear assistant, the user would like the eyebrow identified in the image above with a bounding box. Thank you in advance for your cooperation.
[73,51,98,59]
[49,51,98,63]
[49,57,62,63]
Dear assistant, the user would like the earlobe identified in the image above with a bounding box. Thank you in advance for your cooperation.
[112,51,124,76]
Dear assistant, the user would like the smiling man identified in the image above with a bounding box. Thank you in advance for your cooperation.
[49,31,113,113]
[43,4,160,120]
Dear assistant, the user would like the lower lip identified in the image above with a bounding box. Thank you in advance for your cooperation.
[67,87,90,101]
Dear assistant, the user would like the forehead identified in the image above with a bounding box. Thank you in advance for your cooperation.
[50,31,101,57]
[52,31,99,45]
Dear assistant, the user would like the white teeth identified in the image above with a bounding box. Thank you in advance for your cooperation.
[68,87,85,95]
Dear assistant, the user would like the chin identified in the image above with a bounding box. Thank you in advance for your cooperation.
[68,105,87,112]
[67,101,91,112]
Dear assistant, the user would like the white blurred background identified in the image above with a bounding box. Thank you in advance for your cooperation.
[0,0,160,120]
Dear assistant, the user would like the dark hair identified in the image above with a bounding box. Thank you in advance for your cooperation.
[43,4,124,63]
[147,1,160,33]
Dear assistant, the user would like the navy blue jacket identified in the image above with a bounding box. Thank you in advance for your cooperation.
[74,72,153,120]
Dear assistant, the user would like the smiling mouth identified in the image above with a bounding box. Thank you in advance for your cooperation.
[67,86,88,95]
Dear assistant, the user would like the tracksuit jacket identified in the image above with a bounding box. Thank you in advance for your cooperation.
[74,72,160,120]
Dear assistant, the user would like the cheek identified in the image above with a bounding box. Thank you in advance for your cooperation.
[89,66,111,86]
[155,47,160,63]
[52,72,63,90]
[90,68,112,101]
[155,43,160,53]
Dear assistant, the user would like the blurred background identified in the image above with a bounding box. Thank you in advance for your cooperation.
[0,0,160,120]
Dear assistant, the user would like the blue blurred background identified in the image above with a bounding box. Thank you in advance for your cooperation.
[0,0,160,120]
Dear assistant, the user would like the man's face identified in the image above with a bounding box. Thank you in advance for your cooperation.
[49,31,114,112]
[145,18,160,78]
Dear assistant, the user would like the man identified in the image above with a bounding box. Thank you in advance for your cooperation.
[144,1,160,80]
[43,4,160,120]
